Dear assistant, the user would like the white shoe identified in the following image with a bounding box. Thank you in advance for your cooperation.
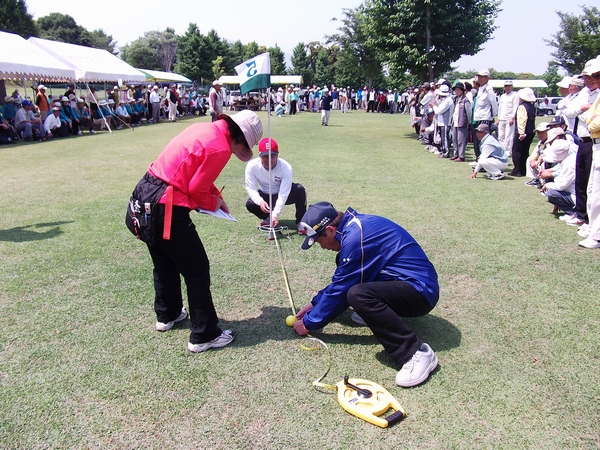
[578,238,600,249]
[433,150,441,155]
[559,214,575,222]
[155,307,187,331]
[577,228,591,238]
[565,216,584,227]
[395,343,438,388]
[489,173,506,180]
[350,312,367,326]
[188,330,234,352]
[90,129,96,134]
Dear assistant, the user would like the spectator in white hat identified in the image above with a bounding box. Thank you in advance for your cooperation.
[209,80,224,122]
[497,80,520,157]
[562,58,600,227]
[509,88,537,177]
[430,84,454,158]
[472,69,498,160]
[557,76,584,133]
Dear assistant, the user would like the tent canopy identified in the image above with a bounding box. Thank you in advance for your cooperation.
[28,37,146,84]
[218,75,303,86]
[0,31,76,81]
[459,79,549,89]
[138,69,191,83]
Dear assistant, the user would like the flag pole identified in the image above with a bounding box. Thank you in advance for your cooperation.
[267,87,273,231]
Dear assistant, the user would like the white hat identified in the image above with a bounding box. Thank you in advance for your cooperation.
[437,85,451,96]
[61,96,69,102]
[477,69,490,77]
[37,84,46,90]
[137,98,145,102]
[323,87,330,92]
[544,138,570,163]
[436,78,446,85]
[108,99,115,104]
[153,85,158,90]
[212,80,223,86]
[518,87,536,103]
[556,76,572,89]
[52,106,61,111]
[113,86,119,90]
[99,100,107,106]
[147,84,152,89]
[535,122,550,132]
[504,80,513,86]
[228,110,263,156]
[546,127,566,143]
[581,58,600,76]
[128,97,135,102]
[570,77,585,87]
[76,98,84,103]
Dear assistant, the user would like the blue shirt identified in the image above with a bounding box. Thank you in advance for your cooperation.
[303,208,439,330]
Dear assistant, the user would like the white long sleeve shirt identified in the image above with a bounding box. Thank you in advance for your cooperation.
[432,95,454,126]
[562,87,599,138]
[497,91,520,121]
[245,157,293,218]
[545,153,576,196]
[473,83,498,121]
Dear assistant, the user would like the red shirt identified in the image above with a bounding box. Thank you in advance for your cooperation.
[148,120,232,211]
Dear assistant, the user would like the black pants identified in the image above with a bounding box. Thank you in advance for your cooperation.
[245,183,307,223]
[147,205,222,344]
[574,140,593,222]
[511,132,535,176]
[347,281,434,366]
[290,100,297,115]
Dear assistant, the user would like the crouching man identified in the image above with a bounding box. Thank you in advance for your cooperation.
[294,202,440,388]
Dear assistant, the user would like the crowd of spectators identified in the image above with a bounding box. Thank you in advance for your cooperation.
[408,61,600,250]
[0,83,209,144]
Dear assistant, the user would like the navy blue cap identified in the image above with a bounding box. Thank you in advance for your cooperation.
[299,202,338,249]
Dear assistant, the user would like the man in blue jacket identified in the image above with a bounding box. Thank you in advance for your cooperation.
[295,202,440,388]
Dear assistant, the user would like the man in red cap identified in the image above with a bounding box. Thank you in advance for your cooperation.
[244,137,307,234]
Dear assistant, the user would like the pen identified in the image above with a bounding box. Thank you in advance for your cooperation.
[218,186,225,198]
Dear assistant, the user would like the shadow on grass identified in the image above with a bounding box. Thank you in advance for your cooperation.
[215,306,461,358]
[0,221,73,242]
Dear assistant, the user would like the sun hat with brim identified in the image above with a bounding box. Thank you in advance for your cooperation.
[437,85,451,96]
[221,110,263,161]
[52,106,61,111]
[61,96,69,102]
[108,99,115,104]
[453,82,465,91]
[544,139,570,163]
[518,88,536,103]
[581,58,600,76]
[137,98,145,103]
[556,76,573,89]
[535,122,550,132]
[546,127,566,143]
[37,85,46,90]
[212,80,223,86]
[570,77,584,87]
[477,69,490,77]
[299,202,338,250]
[77,98,84,103]
[99,100,107,106]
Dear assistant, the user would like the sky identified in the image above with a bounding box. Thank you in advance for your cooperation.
[22,0,588,76]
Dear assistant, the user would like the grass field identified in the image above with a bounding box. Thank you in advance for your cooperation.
[1,110,599,449]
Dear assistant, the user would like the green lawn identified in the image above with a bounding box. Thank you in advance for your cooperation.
[0,110,598,449]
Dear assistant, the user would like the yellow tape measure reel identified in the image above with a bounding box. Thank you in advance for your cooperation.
[302,337,406,428]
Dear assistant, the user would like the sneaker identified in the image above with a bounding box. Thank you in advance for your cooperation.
[577,228,591,238]
[90,130,96,134]
[565,216,584,227]
[297,224,307,235]
[188,330,234,352]
[77,131,83,136]
[559,214,575,222]
[578,238,600,249]
[395,343,438,388]
[259,219,269,228]
[350,312,367,326]
[156,307,187,331]
[489,173,506,180]
[525,179,540,187]
[433,150,441,155]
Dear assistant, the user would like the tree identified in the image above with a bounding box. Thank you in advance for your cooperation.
[546,6,600,75]
[88,29,117,55]
[365,0,501,82]
[290,42,314,87]
[175,24,210,83]
[327,6,383,89]
[313,48,335,87]
[268,45,286,75]
[120,38,162,71]
[37,13,91,46]
[0,0,38,37]
[538,63,562,97]
[146,29,178,72]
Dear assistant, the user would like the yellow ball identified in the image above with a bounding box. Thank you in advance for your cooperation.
[286,315,296,327]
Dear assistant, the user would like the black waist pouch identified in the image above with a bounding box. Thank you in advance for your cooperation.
[125,172,168,245]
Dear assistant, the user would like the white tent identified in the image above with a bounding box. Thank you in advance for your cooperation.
[218,75,304,86]
[28,37,145,84]
[138,69,191,84]
[0,31,75,81]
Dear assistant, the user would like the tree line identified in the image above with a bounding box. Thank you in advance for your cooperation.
[1,0,598,95]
